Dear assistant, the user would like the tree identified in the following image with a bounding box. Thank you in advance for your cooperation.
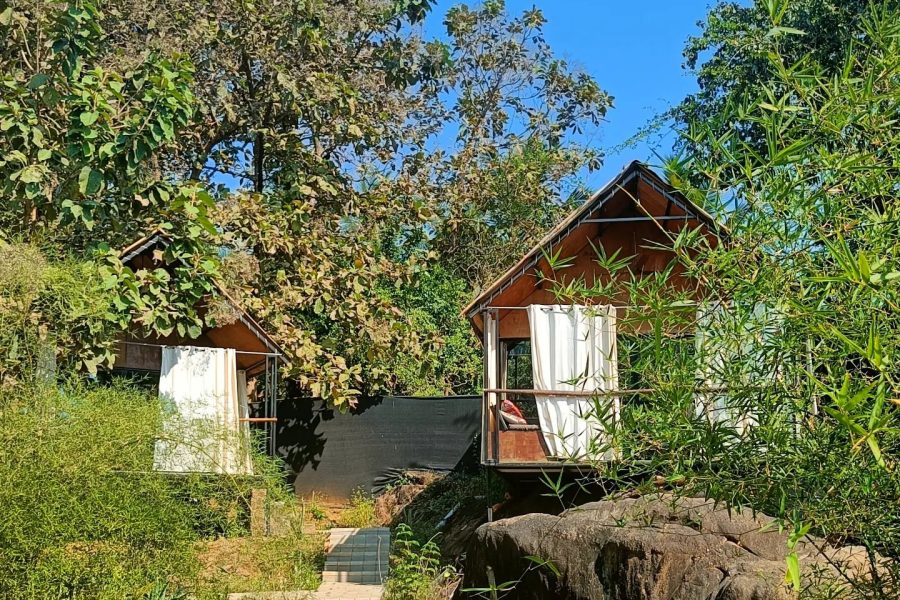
[675,0,897,180]
[100,0,446,189]
[428,0,610,290]
[0,1,200,241]
[1,0,223,355]
[102,0,610,404]
[3,0,612,405]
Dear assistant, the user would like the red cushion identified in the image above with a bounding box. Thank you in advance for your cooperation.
[501,399,524,419]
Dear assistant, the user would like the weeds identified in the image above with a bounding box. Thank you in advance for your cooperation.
[302,492,328,523]
[385,523,455,600]
[337,489,378,528]
[196,532,326,593]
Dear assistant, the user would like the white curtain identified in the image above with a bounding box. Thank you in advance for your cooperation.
[528,304,618,460]
[235,370,254,473]
[154,346,252,474]
[695,303,779,435]
[483,310,499,464]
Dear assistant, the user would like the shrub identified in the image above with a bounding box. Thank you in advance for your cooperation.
[385,523,451,600]
[543,4,900,596]
[0,380,290,598]
[337,489,378,528]
[0,243,119,385]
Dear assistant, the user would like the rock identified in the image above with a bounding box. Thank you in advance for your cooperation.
[462,494,877,600]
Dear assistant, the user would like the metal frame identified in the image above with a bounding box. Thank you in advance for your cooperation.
[482,309,500,465]
[264,353,279,456]
[584,215,698,223]
[477,305,755,466]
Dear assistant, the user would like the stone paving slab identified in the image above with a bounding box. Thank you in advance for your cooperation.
[316,582,384,600]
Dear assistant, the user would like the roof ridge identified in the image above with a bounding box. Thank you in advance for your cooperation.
[462,161,721,320]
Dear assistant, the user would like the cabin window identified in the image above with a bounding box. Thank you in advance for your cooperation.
[500,340,537,419]
[502,340,533,390]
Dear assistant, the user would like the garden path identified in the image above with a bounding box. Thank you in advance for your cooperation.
[318,527,389,599]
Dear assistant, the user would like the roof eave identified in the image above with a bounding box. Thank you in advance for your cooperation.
[462,161,724,322]
[119,230,289,365]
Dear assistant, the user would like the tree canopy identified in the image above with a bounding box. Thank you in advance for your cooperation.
[1,0,608,405]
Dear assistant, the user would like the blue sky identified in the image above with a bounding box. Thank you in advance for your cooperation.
[426,0,715,189]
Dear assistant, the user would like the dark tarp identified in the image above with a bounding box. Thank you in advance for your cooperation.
[277,395,480,499]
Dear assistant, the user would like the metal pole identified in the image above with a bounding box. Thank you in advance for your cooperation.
[490,311,500,463]
[271,355,278,457]
[266,355,275,457]
[118,340,281,358]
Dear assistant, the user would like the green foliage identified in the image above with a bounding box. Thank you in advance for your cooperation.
[0,240,222,384]
[3,381,201,596]
[0,0,196,239]
[0,242,118,382]
[385,523,450,600]
[541,2,900,596]
[383,471,504,598]
[675,0,893,172]
[430,4,610,289]
[1,1,225,347]
[0,379,298,598]
[3,0,609,406]
[96,219,221,339]
[337,489,379,529]
[383,265,481,396]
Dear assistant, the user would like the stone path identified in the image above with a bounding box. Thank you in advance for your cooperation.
[227,527,390,600]
[320,527,390,597]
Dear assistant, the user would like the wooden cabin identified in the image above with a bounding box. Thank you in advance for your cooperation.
[113,230,287,455]
[464,161,723,472]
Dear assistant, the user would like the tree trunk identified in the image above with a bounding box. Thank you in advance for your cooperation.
[254,130,265,193]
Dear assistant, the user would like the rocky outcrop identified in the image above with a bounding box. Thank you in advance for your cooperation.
[463,494,876,599]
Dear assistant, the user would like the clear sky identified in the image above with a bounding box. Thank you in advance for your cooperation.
[426,0,715,190]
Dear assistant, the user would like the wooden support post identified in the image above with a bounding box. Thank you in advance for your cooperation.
[250,488,267,537]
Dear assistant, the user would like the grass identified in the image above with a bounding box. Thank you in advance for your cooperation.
[196,531,326,594]
[336,489,379,528]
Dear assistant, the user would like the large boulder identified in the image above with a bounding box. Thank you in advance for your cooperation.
[463,494,874,599]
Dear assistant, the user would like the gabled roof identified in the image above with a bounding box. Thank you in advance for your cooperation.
[120,230,288,364]
[463,160,723,320]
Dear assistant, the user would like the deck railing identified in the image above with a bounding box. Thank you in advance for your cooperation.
[482,385,736,464]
